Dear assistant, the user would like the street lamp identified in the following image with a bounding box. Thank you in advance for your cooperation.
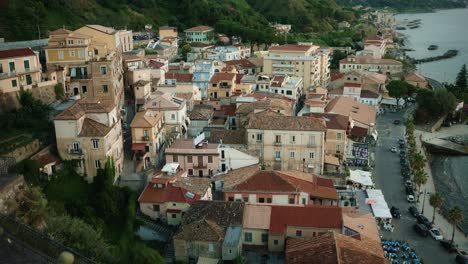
[421,189,430,215]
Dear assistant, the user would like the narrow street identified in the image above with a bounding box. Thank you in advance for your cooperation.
[373,109,459,264]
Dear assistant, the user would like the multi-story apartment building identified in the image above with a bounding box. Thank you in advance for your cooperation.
[0,48,61,108]
[208,72,237,100]
[45,25,131,106]
[184,26,214,44]
[164,136,220,177]
[305,113,350,161]
[246,112,326,174]
[339,55,402,75]
[263,43,331,91]
[130,110,165,169]
[192,60,216,99]
[160,72,201,101]
[269,75,303,101]
[142,92,189,137]
[54,98,123,182]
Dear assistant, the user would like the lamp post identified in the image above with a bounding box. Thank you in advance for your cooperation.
[421,189,429,215]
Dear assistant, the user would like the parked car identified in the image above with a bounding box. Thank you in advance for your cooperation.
[408,206,419,217]
[391,206,402,218]
[406,186,415,196]
[399,139,406,145]
[440,240,458,253]
[405,180,413,188]
[456,252,468,264]
[429,228,443,240]
[413,224,429,237]
[391,147,398,153]
[407,194,415,203]
[417,214,432,228]
[394,119,401,125]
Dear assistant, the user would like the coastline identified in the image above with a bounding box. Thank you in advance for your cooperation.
[415,130,468,248]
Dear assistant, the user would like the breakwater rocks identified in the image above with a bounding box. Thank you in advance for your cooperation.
[409,50,459,64]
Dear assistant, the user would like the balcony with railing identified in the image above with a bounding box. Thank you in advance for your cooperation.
[68,148,83,155]
[274,141,282,146]
[272,63,294,68]
[272,70,293,75]
[0,67,41,80]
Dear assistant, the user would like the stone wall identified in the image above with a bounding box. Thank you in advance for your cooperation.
[3,139,41,163]
[31,83,58,105]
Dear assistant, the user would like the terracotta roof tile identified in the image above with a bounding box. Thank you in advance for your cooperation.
[86,24,115,34]
[209,72,236,83]
[304,113,349,130]
[210,129,246,145]
[331,72,345,81]
[173,219,224,242]
[55,98,115,120]
[246,113,326,131]
[285,232,385,264]
[130,110,163,128]
[0,48,35,60]
[181,200,244,227]
[225,59,256,69]
[350,126,368,137]
[78,118,113,137]
[226,170,337,200]
[48,28,72,35]
[405,72,426,82]
[185,26,213,32]
[325,97,376,126]
[189,105,214,120]
[270,206,343,235]
[269,44,317,52]
[172,177,211,196]
[138,184,201,204]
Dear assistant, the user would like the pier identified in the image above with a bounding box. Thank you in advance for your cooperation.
[422,137,468,155]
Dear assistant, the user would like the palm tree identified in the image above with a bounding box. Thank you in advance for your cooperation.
[429,192,444,224]
[448,206,464,243]
[411,152,426,173]
[413,170,428,202]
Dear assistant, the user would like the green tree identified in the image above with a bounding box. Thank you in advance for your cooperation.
[181,43,192,60]
[429,192,444,224]
[387,80,408,106]
[448,206,464,243]
[54,83,65,100]
[46,214,113,262]
[410,151,426,173]
[455,64,467,90]
[416,88,457,117]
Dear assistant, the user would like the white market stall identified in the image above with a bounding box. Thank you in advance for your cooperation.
[349,169,374,188]
[366,189,392,222]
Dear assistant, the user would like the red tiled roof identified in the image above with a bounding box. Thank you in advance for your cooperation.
[225,59,256,69]
[220,105,237,116]
[305,113,349,130]
[49,28,72,35]
[35,153,59,166]
[166,209,182,213]
[138,184,201,204]
[360,90,380,99]
[166,72,193,83]
[235,74,244,84]
[269,44,315,52]
[344,82,361,88]
[0,48,36,60]
[269,206,343,234]
[285,232,386,264]
[271,76,286,87]
[185,25,213,32]
[331,72,345,81]
[228,171,337,200]
[209,72,236,83]
[149,61,165,69]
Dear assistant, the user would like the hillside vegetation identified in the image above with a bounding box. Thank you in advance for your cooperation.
[0,0,354,42]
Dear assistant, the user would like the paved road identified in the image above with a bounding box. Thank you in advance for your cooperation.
[373,110,458,264]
